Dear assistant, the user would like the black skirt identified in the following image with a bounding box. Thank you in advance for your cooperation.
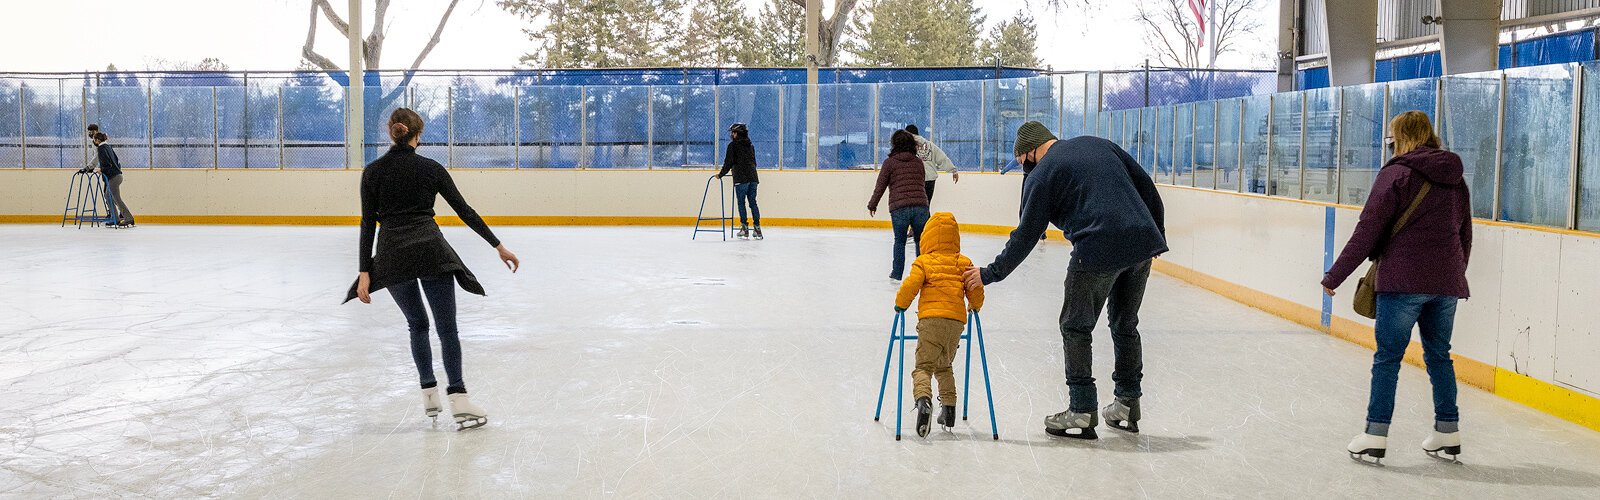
[345,218,485,303]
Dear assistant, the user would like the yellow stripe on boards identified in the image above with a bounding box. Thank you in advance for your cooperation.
[1495,369,1600,431]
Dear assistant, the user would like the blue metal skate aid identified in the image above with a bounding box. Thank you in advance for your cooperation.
[61,172,113,229]
[692,175,734,240]
[873,310,999,441]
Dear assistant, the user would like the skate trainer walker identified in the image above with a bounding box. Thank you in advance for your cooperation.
[692,174,734,241]
[61,171,114,229]
[873,310,999,441]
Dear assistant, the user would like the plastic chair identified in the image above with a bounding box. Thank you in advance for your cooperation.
[873,310,998,441]
[692,174,734,240]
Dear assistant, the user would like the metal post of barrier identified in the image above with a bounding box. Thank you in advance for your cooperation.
[513,86,521,169]
[978,81,986,171]
[213,87,220,169]
[1264,95,1274,195]
[777,86,785,169]
[1236,99,1245,193]
[580,86,588,170]
[1298,90,1307,200]
[17,86,24,169]
[147,87,154,167]
[872,83,881,163]
[1335,87,1345,201]
[1190,103,1198,187]
[447,86,455,168]
[1568,65,1583,230]
[81,86,90,169]
[713,85,721,166]
[646,86,654,169]
[277,86,285,170]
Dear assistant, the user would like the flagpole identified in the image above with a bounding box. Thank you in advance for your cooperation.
[1208,0,1219,68]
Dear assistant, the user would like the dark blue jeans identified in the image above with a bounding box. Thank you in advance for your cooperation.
[1366,293,1460,435]
[389,274,466,394]
[1060,260,1150,413]
[889,206,930,280]
[735,182,760,227]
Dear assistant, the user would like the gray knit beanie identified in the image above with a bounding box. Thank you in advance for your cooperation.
[1014,121,1057,157]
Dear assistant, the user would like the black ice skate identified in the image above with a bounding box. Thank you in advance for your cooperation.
[939,405,956,430]
[737,226,750,239]
[915,397,932,438]
[1102,397,1140,433]
[752,226,763,240]
[1044,409,1098,440]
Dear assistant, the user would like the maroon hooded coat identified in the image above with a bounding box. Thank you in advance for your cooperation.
[1322,145,1473,298]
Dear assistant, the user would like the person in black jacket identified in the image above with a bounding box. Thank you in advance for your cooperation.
[346,108,520,431]
[963,122,1167,440]
[89,131,134,227]
[717,123,762,239]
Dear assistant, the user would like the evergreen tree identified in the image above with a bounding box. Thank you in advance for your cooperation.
[981,12,1042,68]
[501,0,683,68]
[677,0,759,67]
[845,0,984,67]
[749,0,805,66]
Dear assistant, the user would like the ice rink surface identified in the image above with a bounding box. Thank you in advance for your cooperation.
[4,225,1600,497]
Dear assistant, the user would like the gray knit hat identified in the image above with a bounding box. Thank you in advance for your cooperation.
[1014,121,1057,157]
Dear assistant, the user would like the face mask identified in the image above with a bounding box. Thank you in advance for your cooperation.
[1021,152,1037,170]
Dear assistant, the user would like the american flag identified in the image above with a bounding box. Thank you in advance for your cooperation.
[1189,0,1208,48]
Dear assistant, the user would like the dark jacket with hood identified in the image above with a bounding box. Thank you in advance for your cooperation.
[1322,145,1472,298]
[868,151,930,213]
[97,143,123,178]
[345,144,500,303]
[719,138,758,184]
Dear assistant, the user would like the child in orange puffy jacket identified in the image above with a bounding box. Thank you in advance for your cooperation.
[894,211,985,438]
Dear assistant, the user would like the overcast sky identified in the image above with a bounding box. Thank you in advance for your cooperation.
[2,0,1277,73]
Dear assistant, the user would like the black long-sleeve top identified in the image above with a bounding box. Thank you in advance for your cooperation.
[981,136,1167,283]
[96,143,123,178]
[718,138,759,184]
[358,145,499,273]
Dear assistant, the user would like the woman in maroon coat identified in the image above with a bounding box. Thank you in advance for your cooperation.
[868,130,932,281]
[1322,111,1472,464]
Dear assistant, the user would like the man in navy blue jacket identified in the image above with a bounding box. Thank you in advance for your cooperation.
[963,121,1166,440]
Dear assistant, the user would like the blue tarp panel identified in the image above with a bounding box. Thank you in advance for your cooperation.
[1297,66,1330,90]
[1512,29,1595,67]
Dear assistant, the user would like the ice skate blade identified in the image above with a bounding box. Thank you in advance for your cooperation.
[1425,447,1463,464]
[1348,450,1386,466]
[1107,420,1140,433]
[1045,427,1099,440]
[455,415,488,431]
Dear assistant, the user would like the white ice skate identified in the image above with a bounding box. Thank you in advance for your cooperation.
[421,387,442,424]
[1347,433,1388,466]
[449,393,488,431]
[1422,431,1462,464]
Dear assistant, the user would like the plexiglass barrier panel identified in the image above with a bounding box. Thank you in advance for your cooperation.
[281,85,344,169]
[1242,95,1270,194]
[933,80,981,171]
[22,84,87,169]
[1303,87,1338,202]
[1174,104,1194,187]
[780,85,807,169]
[985,79,1027,171]
[1156,106,1175,183]
[716,85,781,170]
[1440,72,1501,218]
[411,86,451,165]
[1217,99,1241,192]
[452,83,516,168]
[1581,62,1600,231]
[363,86,407,163]
[650,86,717,168]
[152,87,215,168]
[584,86,650,169]
[1340,83,1385,205]
[1195,101,1216,189]
[1269,91,1302,198]
[1027,76,1059,135]
[820,83,873,170]
[1388,77,1438,121]
[879,82,931,165]
[1139,107,1157,173]
[1060,73,1088,139]
[215,87,248,168]
[0,85,19,167]
[1499,64,1574,226]
[518,85,583,169]
[87,86,150,169]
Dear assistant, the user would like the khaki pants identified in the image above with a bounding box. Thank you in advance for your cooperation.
[913,317,964,405]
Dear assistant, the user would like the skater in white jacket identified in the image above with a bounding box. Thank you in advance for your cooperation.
[903,124,958,203]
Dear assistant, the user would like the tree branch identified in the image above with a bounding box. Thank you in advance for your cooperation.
[366,0,392,67]
[302,1,342,71]
[312,0,351,37]
[384,0,463,104]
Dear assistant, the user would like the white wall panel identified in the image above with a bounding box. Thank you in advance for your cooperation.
[1496,229,1564,380]
[1556,235,1600,394]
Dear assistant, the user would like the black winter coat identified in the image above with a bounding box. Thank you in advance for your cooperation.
[719,139,759,184]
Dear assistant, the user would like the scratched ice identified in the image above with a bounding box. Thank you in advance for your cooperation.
[4,225,1600,496]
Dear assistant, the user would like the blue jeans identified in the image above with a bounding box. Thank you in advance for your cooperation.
[1366,293,1460,435]
[735,182,760,227]
[389,274,467,394]
[889,206,930,280]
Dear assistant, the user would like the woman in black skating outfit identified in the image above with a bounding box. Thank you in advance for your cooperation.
[345,108,520,431]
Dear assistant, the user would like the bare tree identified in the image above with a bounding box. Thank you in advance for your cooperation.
[301,0,463,104]
[1136,0,1261,67]
[786,0,858,66]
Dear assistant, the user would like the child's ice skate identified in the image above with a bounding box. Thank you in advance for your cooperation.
[449,393,488,431]
[939,405,956,431]
[1422,430,1462,464]
[1102,397,1140,433]
[1347,433,1388,466]
[1045,409,1098,440]
[421,387,442,424]
[914,397,932,438]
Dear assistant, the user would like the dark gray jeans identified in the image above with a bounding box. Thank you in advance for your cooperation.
[106,174,133,223]
[1060,259,1151,413]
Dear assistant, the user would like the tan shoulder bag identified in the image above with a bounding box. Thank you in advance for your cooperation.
[1353,182,1433,319]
